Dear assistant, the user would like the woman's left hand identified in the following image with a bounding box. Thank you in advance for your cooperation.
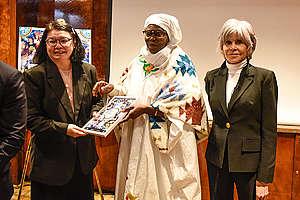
[120,102,150,123]
[256,180,269,200]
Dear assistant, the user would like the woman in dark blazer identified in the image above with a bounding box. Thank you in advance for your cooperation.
[23,19,103,200]
[205,18,278,200]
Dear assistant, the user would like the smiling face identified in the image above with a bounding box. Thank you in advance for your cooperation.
[222,33,248,64]
[144,24,169,54]
[46,30,74,63]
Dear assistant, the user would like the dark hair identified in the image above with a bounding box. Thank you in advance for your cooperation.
[33,19,86,64]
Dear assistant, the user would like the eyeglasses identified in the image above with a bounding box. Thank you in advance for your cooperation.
[142,30,167,38]
[45,37,73,47]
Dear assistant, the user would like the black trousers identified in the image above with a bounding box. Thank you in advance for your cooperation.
[0,163,13,200]
[31,156,94,200]
[207,151,256,200]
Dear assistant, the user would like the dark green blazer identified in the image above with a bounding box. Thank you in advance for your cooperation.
[24,60,103,185]
[205,61,278,183]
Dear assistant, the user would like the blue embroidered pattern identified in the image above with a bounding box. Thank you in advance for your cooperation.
[149,105,165,129]
[173,54,196,77]
[149,115,165,129]
[156,82,186,102]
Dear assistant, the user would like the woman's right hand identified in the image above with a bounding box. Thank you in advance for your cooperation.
[92,81,114,97]
[67,124,87,138]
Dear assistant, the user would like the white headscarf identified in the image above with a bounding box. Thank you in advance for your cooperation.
[144,13,182,47]
[140,13,182,67]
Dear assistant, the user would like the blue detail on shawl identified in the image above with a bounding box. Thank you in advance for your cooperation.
[173,54,196,77]
[149,105,165,129]
[149,115,165,129]
[155,82,186,102]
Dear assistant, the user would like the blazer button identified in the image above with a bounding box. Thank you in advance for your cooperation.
[226,122,230,129]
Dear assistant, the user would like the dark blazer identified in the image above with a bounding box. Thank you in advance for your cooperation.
[24,60,103,185]
[0,60,27,199]
[205,61,278,183]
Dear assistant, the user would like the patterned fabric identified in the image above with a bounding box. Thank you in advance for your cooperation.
[147,47,208,152]
[139,55,159,77]
[114,47,208,152]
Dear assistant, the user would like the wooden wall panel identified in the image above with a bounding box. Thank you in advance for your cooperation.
[37,1,55,27]
[92,0,111,81]
[0,0,12,64]
[293,134,300,200]
[17,0,44,27]
[9,0,17,68]
[94,132,118,191]
[269,133,294,199]
[54,0,92,28]
[197,139,210,200]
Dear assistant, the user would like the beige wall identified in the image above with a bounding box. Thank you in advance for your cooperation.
[110,0,300,124]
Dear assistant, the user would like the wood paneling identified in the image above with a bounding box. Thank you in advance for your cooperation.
[92,0,111,81]
[37,1,55,27]
[17,0,48,27]
[293,134,300,200]
[54,0,92,28]
[269,133,294,199]
[94,132,118,191]
[0,0,13,65]
[197,139,210,200]
[9,0,17,68]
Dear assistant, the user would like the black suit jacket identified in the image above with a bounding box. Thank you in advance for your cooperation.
[205,61,278,183]
[24,60,103,185]
[0,60,27,199]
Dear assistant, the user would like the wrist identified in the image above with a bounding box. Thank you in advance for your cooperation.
[145,105,156,116]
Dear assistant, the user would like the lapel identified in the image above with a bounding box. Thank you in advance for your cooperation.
[227,63,255,112]
[214,62,229,118]
[72,62,88,123]
[46,60,74,121]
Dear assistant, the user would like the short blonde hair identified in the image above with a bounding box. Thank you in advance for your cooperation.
[218,18,257,59]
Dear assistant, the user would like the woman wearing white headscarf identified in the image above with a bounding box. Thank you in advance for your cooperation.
[93,13,208,200]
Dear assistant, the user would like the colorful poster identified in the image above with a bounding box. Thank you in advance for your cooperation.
[82,96,136,137]
[18,27,92,72]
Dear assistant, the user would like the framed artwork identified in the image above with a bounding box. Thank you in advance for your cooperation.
[82,96,136,137]
[18,27,92,72]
